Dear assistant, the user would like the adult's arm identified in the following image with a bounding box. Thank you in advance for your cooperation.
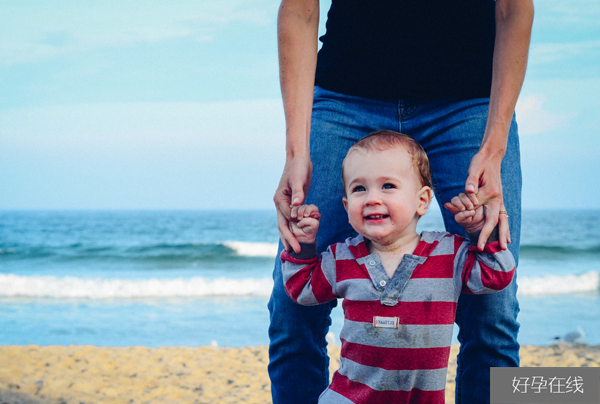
[465,0,534,250]
[273,0,320,253]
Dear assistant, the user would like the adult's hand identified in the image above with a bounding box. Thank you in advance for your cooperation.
[465,151,510,251]
[273,154,312,253]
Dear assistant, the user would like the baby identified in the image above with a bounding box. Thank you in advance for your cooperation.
[281,130,515,404]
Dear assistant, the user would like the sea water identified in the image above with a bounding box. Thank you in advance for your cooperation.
[1,209,599,347]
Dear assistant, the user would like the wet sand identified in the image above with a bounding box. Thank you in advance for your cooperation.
[1,344,599,404]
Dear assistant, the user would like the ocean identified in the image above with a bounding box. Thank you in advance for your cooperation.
[1,209,599,347]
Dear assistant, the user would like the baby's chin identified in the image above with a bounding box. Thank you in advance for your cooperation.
[363,231,420,247]
[362,234,400,247]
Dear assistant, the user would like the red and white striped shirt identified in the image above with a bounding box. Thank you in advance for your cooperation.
[281,231,515,404]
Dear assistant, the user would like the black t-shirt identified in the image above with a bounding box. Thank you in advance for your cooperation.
[315,0,496,100]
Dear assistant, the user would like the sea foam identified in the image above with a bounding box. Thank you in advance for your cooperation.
[517,271,600,296]
[2,271,598,300]
[222,241,278,258]
[0,274,273,299]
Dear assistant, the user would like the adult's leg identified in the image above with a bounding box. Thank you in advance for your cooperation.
[268,87,398,403]
[406,98,521,404]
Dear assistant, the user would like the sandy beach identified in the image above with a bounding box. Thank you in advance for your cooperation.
[1,344,599,404]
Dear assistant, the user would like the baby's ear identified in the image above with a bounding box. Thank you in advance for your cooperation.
[342,196,349,212]
[417,186,432,216]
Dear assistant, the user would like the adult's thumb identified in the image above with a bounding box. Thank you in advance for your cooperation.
[465,175,479,194]
[290,187,305,207]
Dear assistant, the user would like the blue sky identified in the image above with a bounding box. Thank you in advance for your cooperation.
[1,0,599,210]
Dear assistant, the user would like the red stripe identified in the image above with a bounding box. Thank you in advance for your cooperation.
[330,372,445,404]
[286,265,316,302]
[330,243,337,257]
[483,240,504,254]
[480,264,515,291]
[412,238,438,257]
[343,300,457,325]
[311,262,337,302]
[411,254,454,278]
[347,242,369,259]
[340,338,451,370]
[285,261,335,303]
[461,252,476,294]
[280,250,317,265]
[336,260,370,282]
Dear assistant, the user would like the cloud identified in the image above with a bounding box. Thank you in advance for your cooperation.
[530,41,600,65]
[0,1,275,66]
[515,95,578,136]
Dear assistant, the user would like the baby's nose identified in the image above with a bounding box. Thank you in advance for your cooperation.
[364,191,383,205]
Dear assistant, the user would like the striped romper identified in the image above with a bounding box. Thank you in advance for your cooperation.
[281,230,515,404]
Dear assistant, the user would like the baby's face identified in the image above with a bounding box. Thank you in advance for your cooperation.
[342,145,429,246]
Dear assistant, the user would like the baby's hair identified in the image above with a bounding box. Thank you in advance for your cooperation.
[342,130,433,190]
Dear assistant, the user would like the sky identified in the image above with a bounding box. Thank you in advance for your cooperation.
[0,0,599,210]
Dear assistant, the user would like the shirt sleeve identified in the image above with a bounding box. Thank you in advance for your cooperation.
[280,242,339,305]
[454,227,516,295]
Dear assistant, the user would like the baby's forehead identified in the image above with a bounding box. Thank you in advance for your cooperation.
[343,145,416,179]
[344,144,412,165]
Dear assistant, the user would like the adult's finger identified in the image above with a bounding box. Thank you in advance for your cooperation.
[477,203,499,251]
[498,204,510,250]
[290,175,306,207]
[465,170,481,195]
[277,209,300,253]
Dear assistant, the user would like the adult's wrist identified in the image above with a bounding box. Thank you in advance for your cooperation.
[480,119,511,159]
[286,144,311,161]
[477,141,506,162]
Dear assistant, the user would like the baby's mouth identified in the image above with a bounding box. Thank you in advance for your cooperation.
[364,214,389,220]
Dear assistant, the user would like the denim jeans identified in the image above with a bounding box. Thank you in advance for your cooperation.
[268,86,521,404]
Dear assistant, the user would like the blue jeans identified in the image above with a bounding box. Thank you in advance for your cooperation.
[268,86,521,404]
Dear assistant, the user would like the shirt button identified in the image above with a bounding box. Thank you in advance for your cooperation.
[379,280,387,287]
[369,260,376,266]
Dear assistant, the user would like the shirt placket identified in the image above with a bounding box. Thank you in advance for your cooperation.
[361,254,426,306]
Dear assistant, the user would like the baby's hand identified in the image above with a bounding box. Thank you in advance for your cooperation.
[444,193,485,233]
[289,204,321,244]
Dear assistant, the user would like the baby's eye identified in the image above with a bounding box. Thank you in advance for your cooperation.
[352,185,365,193]
[383,183,396,189]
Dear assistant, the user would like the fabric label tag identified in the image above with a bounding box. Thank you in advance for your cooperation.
[373,316,399,329]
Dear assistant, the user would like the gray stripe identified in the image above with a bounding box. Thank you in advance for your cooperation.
[296,282,320,305]
[319,388,355,404]
[419,231,446,244]
[321,248,339,297]
[493,250,516,272]
[465,261,496,295]
[346,234,364,247]
[429,234,454,256]
[338,279,380,301]
[453,241,470,296]
[338,357,448,391]
[281,262,319,305]
[401,278,456,302]
[334,243,356,260]
[340,319,454,349]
